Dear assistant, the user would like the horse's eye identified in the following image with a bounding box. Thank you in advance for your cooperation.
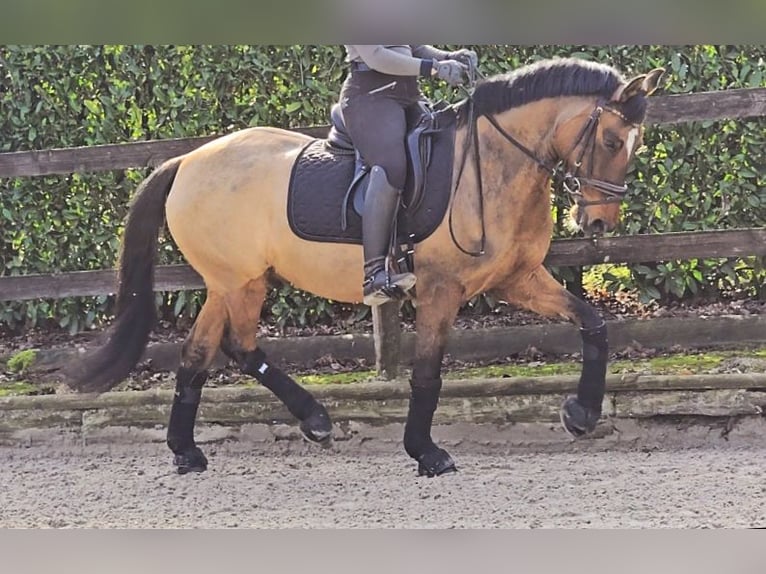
[603,136,623,152]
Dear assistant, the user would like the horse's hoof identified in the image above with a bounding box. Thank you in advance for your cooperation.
[560,396,600,438]
[173,446,208,474]
[300,404,333,448]
[416,447,457,477]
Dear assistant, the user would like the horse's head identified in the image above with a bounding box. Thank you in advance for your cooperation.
[553,68,665,236]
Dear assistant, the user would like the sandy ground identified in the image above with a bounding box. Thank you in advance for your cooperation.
[1,427,765,528]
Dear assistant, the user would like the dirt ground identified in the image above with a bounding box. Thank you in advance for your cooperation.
[3,298,766,529]
[1,424,765,529]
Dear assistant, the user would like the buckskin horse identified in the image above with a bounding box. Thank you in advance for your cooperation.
[69,57,664,477]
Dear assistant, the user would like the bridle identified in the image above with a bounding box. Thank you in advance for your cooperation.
[449,95,637,257]
[484,102,632,206]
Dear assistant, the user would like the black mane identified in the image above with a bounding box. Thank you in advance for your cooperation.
[465,57,646,124]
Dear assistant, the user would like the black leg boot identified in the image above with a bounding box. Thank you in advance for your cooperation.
[362,165,416,306]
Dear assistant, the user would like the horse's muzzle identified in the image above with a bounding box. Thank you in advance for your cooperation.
[585,218,607,236]
[570,204,614,236]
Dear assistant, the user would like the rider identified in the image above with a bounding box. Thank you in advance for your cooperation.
[340,45,477,306]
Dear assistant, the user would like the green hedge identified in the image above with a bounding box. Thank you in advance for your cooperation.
[1,45,764,333]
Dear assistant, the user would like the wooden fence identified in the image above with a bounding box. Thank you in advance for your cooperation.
[1,87,765,376]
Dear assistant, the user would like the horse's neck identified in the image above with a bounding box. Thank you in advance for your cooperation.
[447,97,597,269]
[481,100,562,164]
[458,101,559,213]
[452,101,568,252]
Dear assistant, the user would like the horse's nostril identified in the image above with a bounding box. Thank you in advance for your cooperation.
[589,219,606,235]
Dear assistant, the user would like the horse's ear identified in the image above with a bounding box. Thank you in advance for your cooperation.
[641,67,665,96]
[612,67,666,102]
[611,74,646,103]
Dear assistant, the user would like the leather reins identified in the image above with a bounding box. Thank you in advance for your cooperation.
[449,96,635,257]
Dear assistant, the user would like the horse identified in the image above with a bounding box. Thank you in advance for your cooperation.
[68,57,664,477]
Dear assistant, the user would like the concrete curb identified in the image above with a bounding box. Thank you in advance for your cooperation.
[2,373,765,447]
[26,314,766,374]
[4,315,766,448]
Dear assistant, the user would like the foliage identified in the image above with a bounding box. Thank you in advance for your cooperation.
[6,348,37,373]
[0,45,764,333]
[0,45,348,332]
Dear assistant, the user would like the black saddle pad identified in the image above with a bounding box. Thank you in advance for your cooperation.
[287,117,456,245]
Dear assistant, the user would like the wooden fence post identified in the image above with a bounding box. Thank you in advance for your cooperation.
[371,301,402,380]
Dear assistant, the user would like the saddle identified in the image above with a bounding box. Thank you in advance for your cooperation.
[287,99,457,256]
[327,99,450,221]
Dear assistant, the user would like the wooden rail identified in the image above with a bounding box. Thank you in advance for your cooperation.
[3,228,765,301]
[644,87,766,124]
[0,88,764,178]
[0,127,330,178]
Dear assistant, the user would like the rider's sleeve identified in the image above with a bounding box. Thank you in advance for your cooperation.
[411,45,452,62]
[349,45,435,77]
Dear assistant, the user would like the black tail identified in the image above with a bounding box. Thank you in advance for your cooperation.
[68,157,183,392]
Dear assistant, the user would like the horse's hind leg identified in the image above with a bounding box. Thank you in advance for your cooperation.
[167,292,227,474]
[221,277,333,445]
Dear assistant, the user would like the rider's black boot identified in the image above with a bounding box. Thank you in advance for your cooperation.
[362,166,416,306]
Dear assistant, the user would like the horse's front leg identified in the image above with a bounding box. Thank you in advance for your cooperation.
[405,279,464,477]
[493,266,608,437]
